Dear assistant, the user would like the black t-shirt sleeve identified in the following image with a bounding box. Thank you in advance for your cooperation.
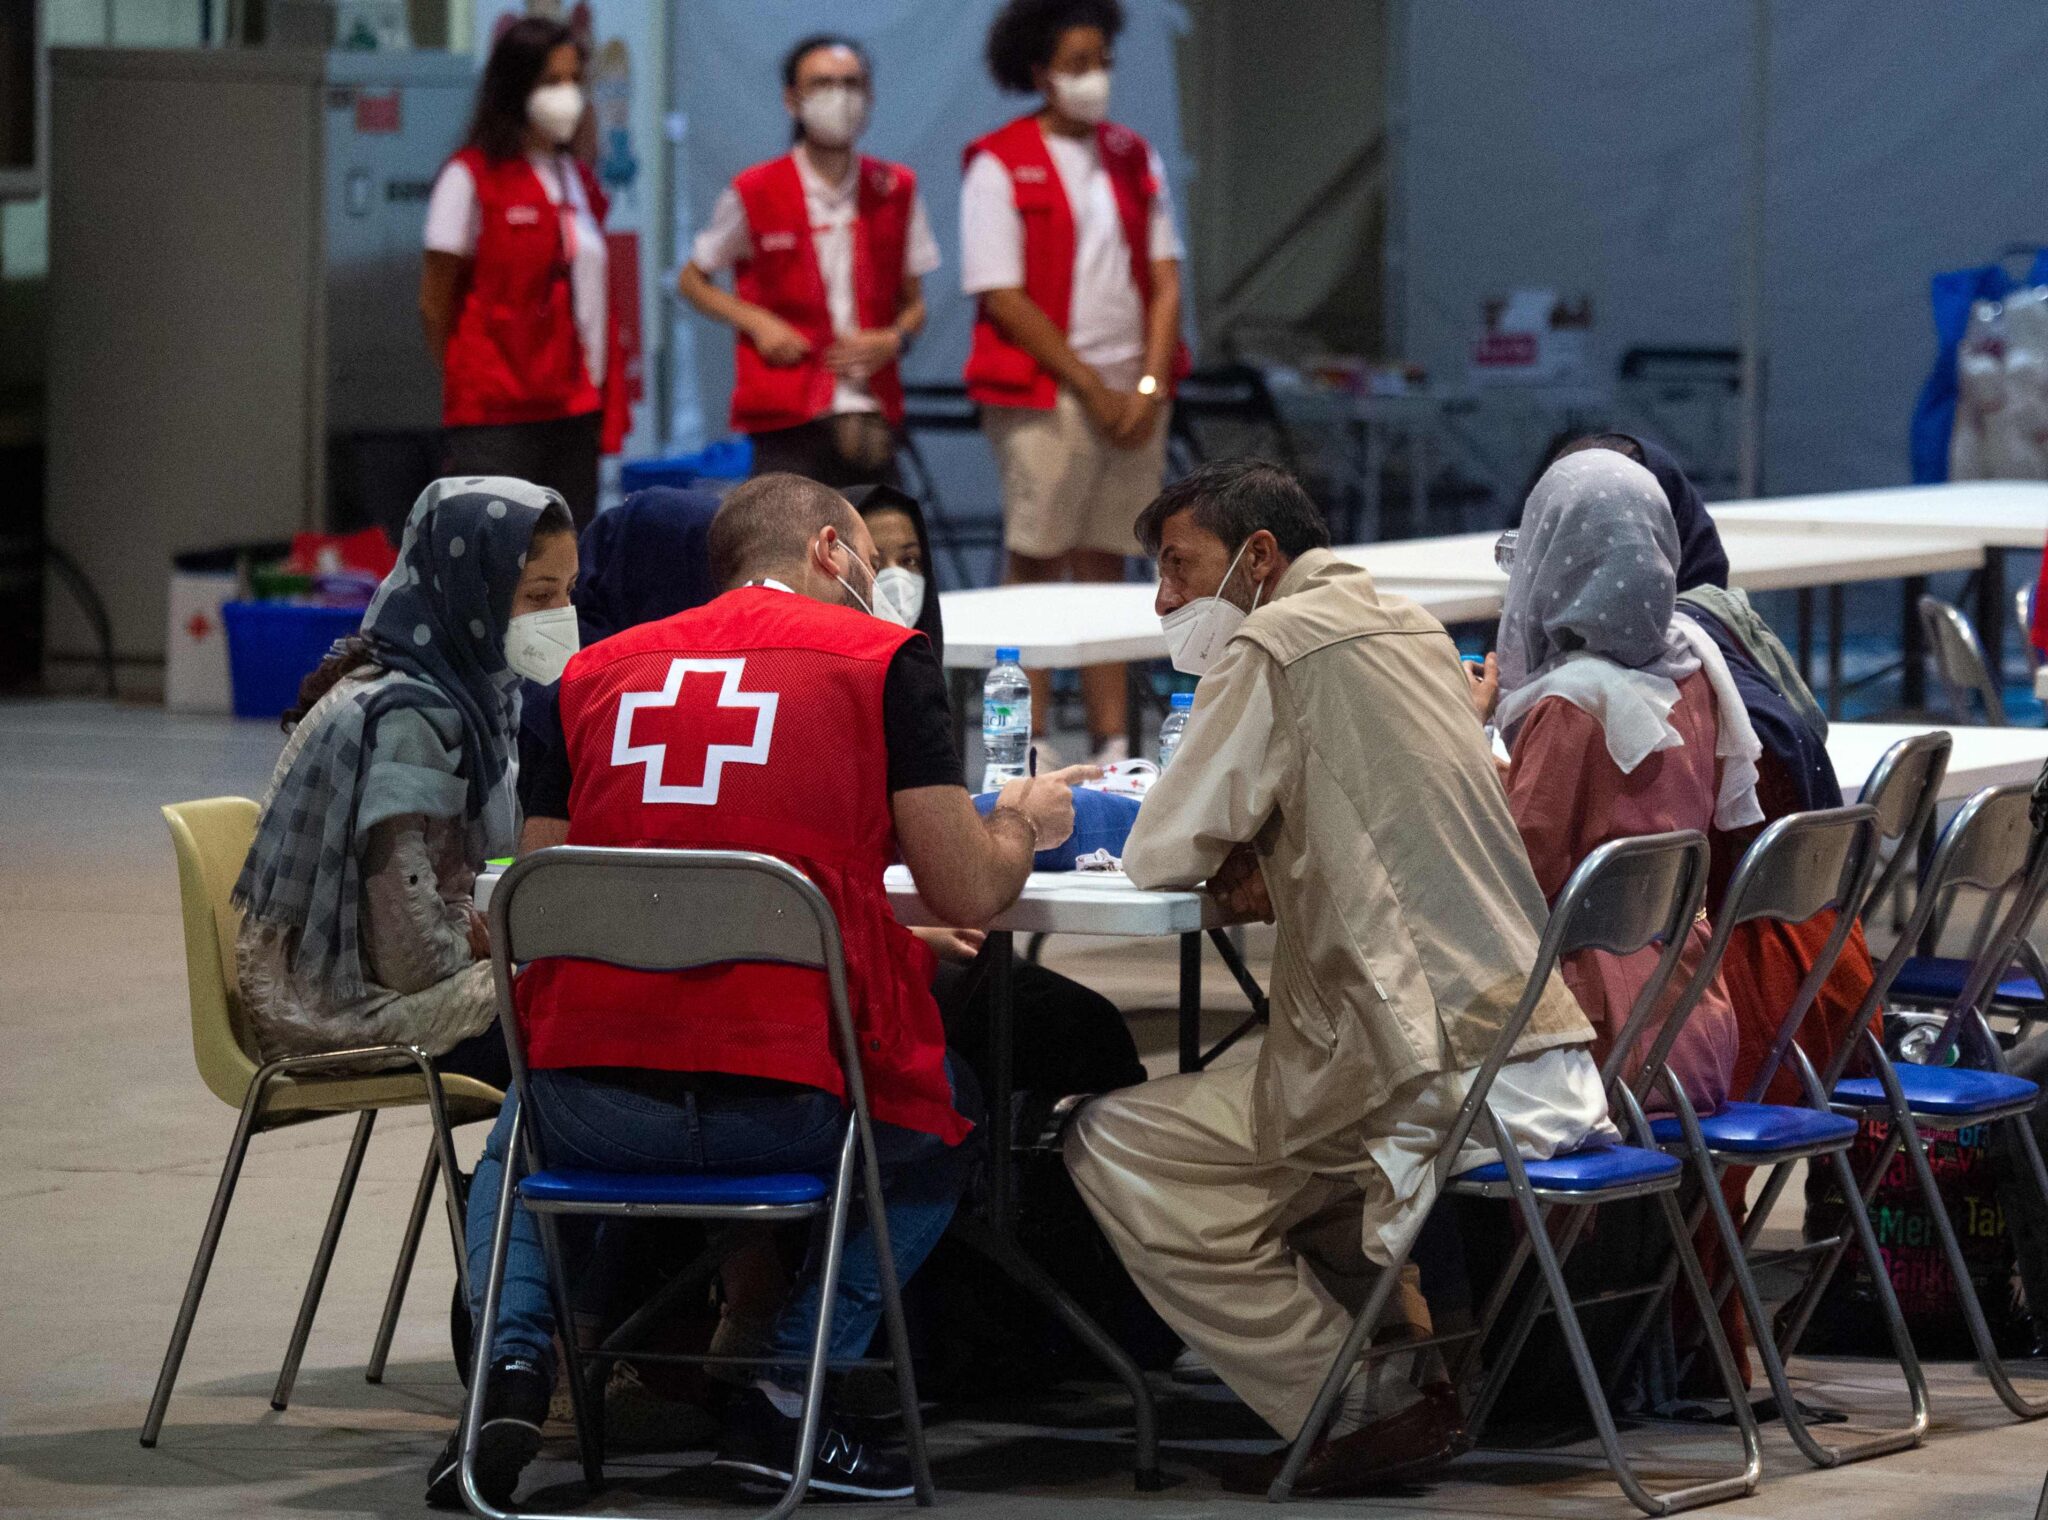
[883,635,965,793]
[517,681,574,821]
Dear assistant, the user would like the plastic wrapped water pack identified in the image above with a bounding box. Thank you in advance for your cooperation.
[1952,287,2048,480]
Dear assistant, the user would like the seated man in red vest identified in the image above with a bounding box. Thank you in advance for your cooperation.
[428,472,1089,1511]
[678,34,939,488]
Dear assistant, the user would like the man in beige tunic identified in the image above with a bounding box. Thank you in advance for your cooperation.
[1064,459,1613,1495]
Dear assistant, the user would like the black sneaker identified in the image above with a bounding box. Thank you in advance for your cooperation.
[710,1385,914,1500]
[425,1358,551,1510]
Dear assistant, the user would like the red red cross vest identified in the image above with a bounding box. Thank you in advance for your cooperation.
[728,153,915,434]
[516,586,968,1144]
[961,115,1189,410]
[440,148,627,448]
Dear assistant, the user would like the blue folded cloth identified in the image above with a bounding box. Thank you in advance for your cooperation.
[973,787,1143,871]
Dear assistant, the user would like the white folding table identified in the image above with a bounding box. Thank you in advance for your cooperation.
[1829,722,2048,803]
[934,578,1504,757]
[1713,481,2048,691]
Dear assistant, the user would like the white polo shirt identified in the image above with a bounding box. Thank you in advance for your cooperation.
[692,147,942,417]
[424,150,608,388]
[960,125,1183,382]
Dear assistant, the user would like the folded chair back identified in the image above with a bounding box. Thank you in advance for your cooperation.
[1852,783,2045,1076]
[1919,594,2008,725]
[1437,831,1709,1184]
[488,846,866,1114]
[1854,730,1952,922]
[1638,806,1878,1105]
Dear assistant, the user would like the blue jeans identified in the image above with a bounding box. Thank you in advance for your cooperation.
[467,1058,981,1380]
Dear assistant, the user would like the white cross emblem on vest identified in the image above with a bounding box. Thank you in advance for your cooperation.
[611,657,779,805]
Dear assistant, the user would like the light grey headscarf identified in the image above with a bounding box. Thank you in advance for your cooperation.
[1496,450,1763,828]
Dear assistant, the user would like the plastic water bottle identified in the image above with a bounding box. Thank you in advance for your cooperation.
[1158,691,1194,769]
[981,647,1031,791]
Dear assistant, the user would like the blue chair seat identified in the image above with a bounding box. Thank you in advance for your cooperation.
[1887,955,2042,1006]
[1650,1101,1858,1155]
[519,1168,830,1209]
[1832,1064,2040,1120]
[1453,1142,1680,1194]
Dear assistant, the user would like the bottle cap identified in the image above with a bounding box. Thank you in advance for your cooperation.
[1170,691,1194,709]
[996,647,1020,663]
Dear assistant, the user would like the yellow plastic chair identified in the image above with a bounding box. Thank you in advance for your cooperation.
[141,797,504,1447]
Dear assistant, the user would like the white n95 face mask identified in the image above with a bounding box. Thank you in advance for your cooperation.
[527,82,585,145]
[871,567,926,629]
[1161,539,1262,677]
[1050,68,1112,125]
[504,606,581,685]
[799,84,868,148]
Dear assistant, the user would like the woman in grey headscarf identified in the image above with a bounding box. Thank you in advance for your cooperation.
[1489,448,1758,1119]
[234,477,578,1078]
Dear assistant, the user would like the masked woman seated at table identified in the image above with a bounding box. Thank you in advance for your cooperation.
[519,481,1147,1109]
[1487,448,1753,1118]
[235,478,579,1087]
[1568,432,1878,1111]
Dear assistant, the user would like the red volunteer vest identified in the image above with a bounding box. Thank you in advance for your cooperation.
[517,587,968,1144]
[441,148,627,448]
[962,115,1189,409]
[729,153,915,433]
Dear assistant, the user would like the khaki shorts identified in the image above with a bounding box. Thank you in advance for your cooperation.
[983,385,1169,559]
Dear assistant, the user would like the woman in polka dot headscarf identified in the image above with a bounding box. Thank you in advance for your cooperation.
[232,477,576,1078]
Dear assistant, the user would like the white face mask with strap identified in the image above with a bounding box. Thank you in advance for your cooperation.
[1160,537,1262,677]
[504,605,581,685]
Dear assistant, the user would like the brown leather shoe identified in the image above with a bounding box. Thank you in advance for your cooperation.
[1220,1383,1469,1498]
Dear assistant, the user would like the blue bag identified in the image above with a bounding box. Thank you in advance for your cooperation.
[972,787,1142,871]
[1910,250,2048,483]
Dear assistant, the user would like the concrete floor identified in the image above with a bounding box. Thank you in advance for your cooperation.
[3,696,2045,1519]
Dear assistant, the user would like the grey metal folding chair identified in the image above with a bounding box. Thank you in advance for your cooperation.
[1919,594,2008,725]
[1269,831,1764,1513]
[1863,733,2048,1038]
[1848,729,1951,937]
[1614,806,1929,1468]
[1796,784,2048,1421]
[464,847,933,1520]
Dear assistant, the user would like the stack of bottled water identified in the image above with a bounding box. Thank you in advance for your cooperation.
[980,647,1031,791]
[1157,691,1194,769]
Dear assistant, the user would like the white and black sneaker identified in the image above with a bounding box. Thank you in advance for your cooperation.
[710,1385,915,1500]
[425,1358,550,1510]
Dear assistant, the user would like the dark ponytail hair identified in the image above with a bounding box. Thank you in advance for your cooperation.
[282,636,381,733]
[464,16,581,162]
[282,498,576,732]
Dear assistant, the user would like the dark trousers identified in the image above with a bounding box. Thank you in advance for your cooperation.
[1995,1033,2048,1333]
[443,411,602,532]
[749,415,903,490]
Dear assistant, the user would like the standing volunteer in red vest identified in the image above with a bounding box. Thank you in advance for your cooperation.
[420,17,628,533]
[962,0,1186,765]
[434,473,1098,1509]
[678,35,940,489]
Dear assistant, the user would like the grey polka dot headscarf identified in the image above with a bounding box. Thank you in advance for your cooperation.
[235,477,564,997]
[1496,450,1700,704]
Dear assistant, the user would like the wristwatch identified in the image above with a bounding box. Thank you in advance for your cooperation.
[1136,373,1161,398]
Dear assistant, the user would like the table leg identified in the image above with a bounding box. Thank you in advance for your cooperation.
[1179,932,1202,1074]
[1902,574,1928,711]
[1979,546,2008,687]
[950,1218,1163,1489]
[957,926,1163,1490]
[987,930,1016,1235]
[1796,588,1815,688]
[1827,584,1845,720]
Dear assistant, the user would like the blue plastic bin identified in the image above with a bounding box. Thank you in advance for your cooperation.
[619,438,753,495]
[221,601,365,719]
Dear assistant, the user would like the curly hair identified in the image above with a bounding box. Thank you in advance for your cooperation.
[985,0,1125,94]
